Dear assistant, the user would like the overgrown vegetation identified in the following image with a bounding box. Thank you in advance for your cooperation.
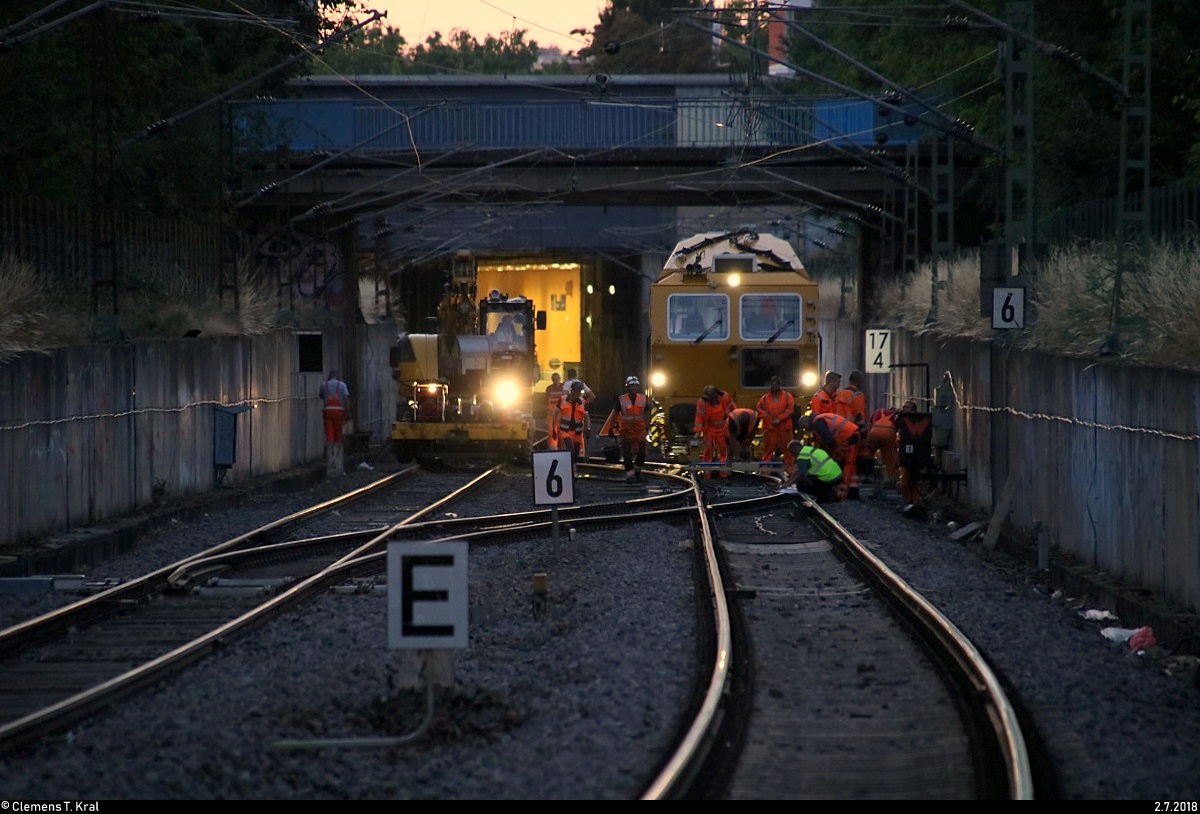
[0,256,87,361]
[868,235,1200,371]
[0,256,279,364]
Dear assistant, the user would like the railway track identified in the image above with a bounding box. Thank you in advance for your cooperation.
[0,455,1034,799]
[0,461,698,757]
[0,465,491,753]
[644,474,1033,799]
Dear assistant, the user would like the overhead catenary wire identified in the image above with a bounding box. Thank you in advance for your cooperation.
[120,9,388,149]
[676,11,1001,156]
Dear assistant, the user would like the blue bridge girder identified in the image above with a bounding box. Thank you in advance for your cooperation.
[229,74,938,220]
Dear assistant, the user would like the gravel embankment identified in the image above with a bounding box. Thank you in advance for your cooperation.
[1,458,1198,800]
[824,497,1200,800]
[0,462,698,800]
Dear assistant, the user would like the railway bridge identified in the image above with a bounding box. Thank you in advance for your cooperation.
[229,72,965,399]
[231,72,951,254]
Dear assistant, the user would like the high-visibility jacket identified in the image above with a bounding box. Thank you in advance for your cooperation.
[694,396,732,435]
[545,382,564,413]
[834,386,866,425]
[810,388,837,416]
[756,390,796,432]
[898,411,933,469]
[719,391,737,416]
[866,407,900,479]
[320,377,348,411]
[726,408,758,444]
[545,382,565,435]
[556,398,589,444]
[809,412,860,452]
[616,392,648,440]
[794,445,842,483]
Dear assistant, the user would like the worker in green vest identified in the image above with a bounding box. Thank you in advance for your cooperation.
[779,439,846,503]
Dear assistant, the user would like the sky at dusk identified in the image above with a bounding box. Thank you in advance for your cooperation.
[368,0,608,53]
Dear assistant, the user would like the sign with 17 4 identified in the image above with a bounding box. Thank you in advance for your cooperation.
[865,329,892,374]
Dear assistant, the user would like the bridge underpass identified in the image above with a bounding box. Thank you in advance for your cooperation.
[227,73,967,395]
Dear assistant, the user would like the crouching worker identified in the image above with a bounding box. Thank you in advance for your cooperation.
[725,407,759,462]
[779,439,845,503]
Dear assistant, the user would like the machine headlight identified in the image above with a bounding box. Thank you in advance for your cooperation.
[650,370,666,389]
[494,379,520,406]
[801,369,818,389]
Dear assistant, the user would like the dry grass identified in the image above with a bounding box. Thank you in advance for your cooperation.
[0,255,279,363]
[0,256,89,363]
[868,251,991,340]
[870,236,1200,371]
[7,238,1200,371]
[120,260,280,339]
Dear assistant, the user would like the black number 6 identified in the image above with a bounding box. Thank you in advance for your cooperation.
[1001,293,1015,323]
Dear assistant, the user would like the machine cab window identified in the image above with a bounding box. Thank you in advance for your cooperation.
[667,293,729,342]
[486,310,527,347]
[740,294,802,341]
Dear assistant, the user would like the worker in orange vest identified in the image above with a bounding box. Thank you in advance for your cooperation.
[614,376,649,482]
[798,411,861,497]
[896,400,930,511]
[865,405,901,486]
[544,372,564,440]
[809,370,841,416]
[834,369,867,426]
[694,385,733,479]
[554,381,590,468]
[756,375,796,472]
[835,369,869,484]
[725,407,759,462]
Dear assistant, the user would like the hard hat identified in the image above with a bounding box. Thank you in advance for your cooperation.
[569,380,584,391]
[625,376,640,386]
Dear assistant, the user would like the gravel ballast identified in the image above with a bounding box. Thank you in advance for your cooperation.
[1,460,1198,799]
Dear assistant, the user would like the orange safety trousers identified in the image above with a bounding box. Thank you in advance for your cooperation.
[695,398,731,479]
[760,427,794,470]
[811,413,860,487]
[323,408,345,443]
[866,423,899,479]
[899,466,923,505]
[840,443,860,489]
[701,429,729,478]
[757,391,795,471]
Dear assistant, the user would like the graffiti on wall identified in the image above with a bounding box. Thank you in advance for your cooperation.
[244,225,344,311]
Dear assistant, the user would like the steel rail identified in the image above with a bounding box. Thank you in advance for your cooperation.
[804,497,1034,800]
[640,476,733,800]
[0,465,487,754]
[164,466,704,588]
[0,466,417,657]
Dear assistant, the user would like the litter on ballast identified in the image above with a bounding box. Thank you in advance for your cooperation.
[1129,626,1157,650]
[1100,627,1139,643]
[1080,609,1120,621]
